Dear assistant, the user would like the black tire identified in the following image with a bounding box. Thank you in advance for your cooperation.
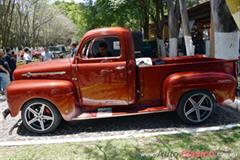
[177,90,215,124]
[21,99,62,134]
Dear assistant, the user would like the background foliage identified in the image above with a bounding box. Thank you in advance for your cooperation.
[0,0,208,48]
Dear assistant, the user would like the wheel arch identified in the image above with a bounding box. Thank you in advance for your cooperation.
[6,80,81,121]
[162,71,236,110]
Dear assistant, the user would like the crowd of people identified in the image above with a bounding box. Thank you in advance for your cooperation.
[19,43,78,63]
[20,46,54,64]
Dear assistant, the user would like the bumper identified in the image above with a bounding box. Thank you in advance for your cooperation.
[2,108,10,119]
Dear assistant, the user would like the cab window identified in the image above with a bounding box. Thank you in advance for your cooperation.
[82,36,121,59]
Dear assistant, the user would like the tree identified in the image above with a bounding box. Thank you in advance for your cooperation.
[0,0,16,48]
[138,0,150,39]
[168,0,180,57]
[154,0,166,57]
[55,0,145,40]
[178,0,194,56]
[0,0,77,48]
[0,0,217,51]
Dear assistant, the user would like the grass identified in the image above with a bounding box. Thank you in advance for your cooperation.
[0,127,240,160]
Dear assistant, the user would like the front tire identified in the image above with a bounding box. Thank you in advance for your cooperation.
[21,99,62,134]
[177,90,215,124]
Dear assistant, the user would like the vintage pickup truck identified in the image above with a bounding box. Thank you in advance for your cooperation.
[3,27,237,133]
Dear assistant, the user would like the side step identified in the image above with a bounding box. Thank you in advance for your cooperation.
[72,106,170,120]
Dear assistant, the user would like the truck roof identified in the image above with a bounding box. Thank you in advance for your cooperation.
[83,27,130,38]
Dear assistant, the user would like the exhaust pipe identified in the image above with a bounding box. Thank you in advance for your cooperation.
[2,109,10,119]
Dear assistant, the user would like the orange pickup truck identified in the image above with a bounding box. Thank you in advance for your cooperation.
[3,27,238,133]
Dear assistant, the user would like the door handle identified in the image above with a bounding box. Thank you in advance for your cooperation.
[101,59,112,63]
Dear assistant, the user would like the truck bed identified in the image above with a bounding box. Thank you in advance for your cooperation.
[138,56,237,106]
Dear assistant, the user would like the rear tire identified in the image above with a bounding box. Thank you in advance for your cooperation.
[21,99,62,134]
[177,90,215,124]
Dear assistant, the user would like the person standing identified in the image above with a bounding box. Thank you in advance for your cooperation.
[41,47,54,61]
[23,48,32,64]
[70,43,78,57]
[0,51,10,94]
[4,48,16,81]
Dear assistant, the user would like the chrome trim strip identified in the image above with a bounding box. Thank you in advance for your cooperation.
[22,71,66,77]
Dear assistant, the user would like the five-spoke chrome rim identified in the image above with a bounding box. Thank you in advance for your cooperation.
[184,93,213,123]
[24,103,55,132]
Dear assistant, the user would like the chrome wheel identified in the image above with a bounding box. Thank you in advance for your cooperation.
[183,93,213,123]
[24,102,54,132]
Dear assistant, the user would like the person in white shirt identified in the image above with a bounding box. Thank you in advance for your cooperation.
[23,48,32,64]
[41,47,53,61]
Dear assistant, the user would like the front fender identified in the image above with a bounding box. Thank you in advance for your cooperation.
[6,80,80,121]
[163,72,236,110]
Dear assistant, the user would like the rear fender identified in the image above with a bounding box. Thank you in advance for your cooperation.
[6,80,80,121]
[163,72,236,110]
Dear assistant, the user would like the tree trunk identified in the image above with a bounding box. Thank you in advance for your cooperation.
[155,0,162,39]
[178,0,194,56]
[210,0,239,59]
[143,14,149,39]
[168,0,179,57]
[5,0,15,47]
[155,0,161,57]
[0,0,16,48]
[139,0,150,39]
[155,0,166,57]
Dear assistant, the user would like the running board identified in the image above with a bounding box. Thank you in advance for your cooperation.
[72,106,170,120]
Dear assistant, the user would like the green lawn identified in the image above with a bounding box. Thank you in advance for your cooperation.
[0,127,240,160]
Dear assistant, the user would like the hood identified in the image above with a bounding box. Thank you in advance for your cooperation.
[14,58,73,80]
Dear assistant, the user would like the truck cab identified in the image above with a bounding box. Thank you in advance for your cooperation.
[73,27,136,110]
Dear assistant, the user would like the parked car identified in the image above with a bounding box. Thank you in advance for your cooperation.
[3,27,238,133]
[49,45,67,58]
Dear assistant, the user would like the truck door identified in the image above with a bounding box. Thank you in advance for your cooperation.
[75,36,132,110]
